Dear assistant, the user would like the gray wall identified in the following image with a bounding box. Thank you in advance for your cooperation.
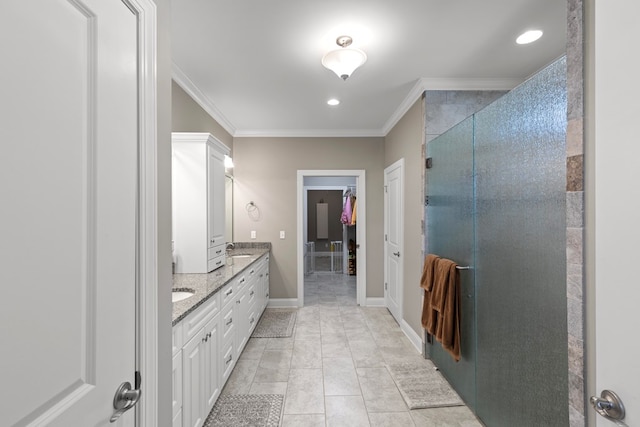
[232,137,385,299]
[307,190,344,248]
[172,81,234,150]
[384,99,425,335]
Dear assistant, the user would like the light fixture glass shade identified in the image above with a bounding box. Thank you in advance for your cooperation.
[322,48,367,80]
[224,155,234,168]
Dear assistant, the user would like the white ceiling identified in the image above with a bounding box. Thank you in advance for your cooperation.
[171,0,567,137]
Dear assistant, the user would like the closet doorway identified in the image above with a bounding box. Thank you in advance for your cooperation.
[296,170,366,307]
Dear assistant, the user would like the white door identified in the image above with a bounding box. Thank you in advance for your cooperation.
[591,1,640,425]
[384,160,404,323]
[1,1,140,425]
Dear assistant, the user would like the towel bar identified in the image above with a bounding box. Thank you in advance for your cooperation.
[456,266,471,270]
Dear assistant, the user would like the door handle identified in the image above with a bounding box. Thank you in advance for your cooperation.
[110,381,141,423]
[393,251,400,257]
[590,390,626,423]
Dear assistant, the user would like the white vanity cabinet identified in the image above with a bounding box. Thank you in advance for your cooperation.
[176,294,221,427]
[256,255,270,313]
[172,132,229,273]
[173,252,271,426]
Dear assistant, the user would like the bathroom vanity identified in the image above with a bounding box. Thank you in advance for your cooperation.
[171,247,270,427]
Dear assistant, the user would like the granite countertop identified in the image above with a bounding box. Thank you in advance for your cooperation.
[172,245,270,326]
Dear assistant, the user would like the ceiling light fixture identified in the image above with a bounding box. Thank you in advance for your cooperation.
[321,36,367,81]
[327,98,340,106]
[516,30,543,45]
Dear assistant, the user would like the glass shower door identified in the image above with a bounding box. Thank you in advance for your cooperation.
[425,115,476,410]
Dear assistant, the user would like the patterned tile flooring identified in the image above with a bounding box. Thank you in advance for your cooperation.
[218,271,483,426]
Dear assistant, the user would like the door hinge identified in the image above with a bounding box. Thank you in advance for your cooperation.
[425,195,429,205]
[385,234,388,241]
[385,282,388,290]
[384,185,388,193]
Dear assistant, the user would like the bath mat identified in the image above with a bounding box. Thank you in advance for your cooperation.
[251,309,297,338]
[204,394,284,427]
[386,361,464,409]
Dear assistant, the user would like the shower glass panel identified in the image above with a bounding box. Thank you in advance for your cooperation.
[474,57,568,426]
[425,116,476,409]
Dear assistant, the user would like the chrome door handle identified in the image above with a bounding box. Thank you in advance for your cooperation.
[110,381,141,423]
[393,251,400,257]
[590,390,626,422]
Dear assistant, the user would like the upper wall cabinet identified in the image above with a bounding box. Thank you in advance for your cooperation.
[172,133,230,273]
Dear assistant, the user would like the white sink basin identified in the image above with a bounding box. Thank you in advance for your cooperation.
[172,289,195,303]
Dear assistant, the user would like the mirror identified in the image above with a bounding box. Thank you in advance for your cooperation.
[225,174,233,243]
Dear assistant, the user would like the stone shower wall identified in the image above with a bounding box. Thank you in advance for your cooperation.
[566,0,586,425]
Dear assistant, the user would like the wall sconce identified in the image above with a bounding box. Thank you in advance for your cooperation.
[224,155,234,169]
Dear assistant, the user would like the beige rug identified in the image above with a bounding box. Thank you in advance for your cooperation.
[251,309,297,338]
[386,361,465,409]
[205,394,283,427]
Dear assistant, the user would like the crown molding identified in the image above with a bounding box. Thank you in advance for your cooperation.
[173,67,521,138]
[381,77,522,135]
[171,63,236,136]
[233,128,385,138]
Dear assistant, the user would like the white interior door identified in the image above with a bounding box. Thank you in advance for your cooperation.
[591,1,640,425]
[0,1,140,425]
[384,159,404,323]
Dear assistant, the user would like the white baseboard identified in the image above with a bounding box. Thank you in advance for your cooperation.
[364,297,385,307]
[401,319,424,355]
[267,298,299,308]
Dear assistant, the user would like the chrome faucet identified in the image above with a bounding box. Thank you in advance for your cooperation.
[226,242,235,251]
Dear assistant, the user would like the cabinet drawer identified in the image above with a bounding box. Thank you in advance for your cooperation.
[246,283,256,307]
[247,303,258,334]
[182,293,220,343]
[208,235,224,248]
[207,254,225,271]
[208,244,225,259]
[236,274,247,293]
[172,324,183,356]
[172,351,183,419]
[246,265,258,282]
[221,303,235,343]
[221,340,235,383]
[220,282,235,307]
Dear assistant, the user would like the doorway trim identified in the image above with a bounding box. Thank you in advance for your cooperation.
[297,170,366,307]
[127,0,158,425]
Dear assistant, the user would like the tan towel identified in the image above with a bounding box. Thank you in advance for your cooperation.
[420,254,440,332]
[435,260,460,362]
[421,255,461,362]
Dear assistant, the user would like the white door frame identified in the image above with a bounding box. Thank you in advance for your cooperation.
[384,159,404,322]
[297,170,366,306]
[127,0,158,425]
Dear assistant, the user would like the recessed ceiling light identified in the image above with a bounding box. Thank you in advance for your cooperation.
[516,30,543,45]
[327,98,340,106]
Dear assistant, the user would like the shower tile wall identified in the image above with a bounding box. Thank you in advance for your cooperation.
[424,91,507,143]
[566,0,585,425]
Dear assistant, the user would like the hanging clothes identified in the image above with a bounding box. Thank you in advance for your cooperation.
[351,197,357,225]
[340,191,352,225]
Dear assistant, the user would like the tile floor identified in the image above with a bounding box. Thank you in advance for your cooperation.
[220,272,483,426]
